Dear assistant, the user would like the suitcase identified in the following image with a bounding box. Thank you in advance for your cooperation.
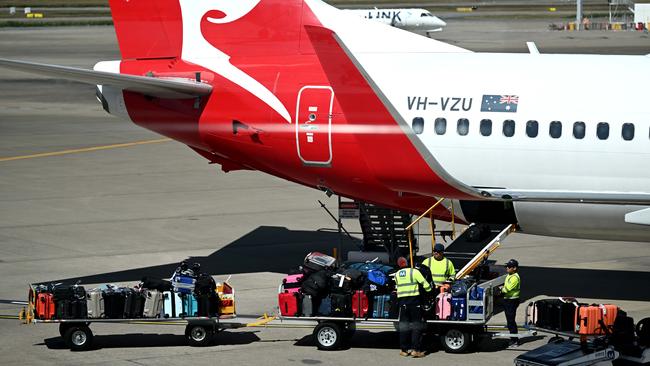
[143,290,163,318]
[318,296,332,316]
[575,305,602,335]
[103,288,126,319]
[183,294,198,317]
[352,290,369,318]
[86,290,104,318]
[372,294,391,319]
[302,295,314,317]
[279,292,300,316]
[53,285,87,319]
[300,270,331,298]
[525,301,537,325]
[196,293,219,317]
[172,274,196,295]
[436,292,452,320]
[331,293,352,316]
[123,288,145,318]
[162,291,183,318]
[141,277,172,292]
[598,304,618,334]
[282,274,304,294]
[451,297,467,321]
[35,292,55,320]
[304,252,337,273]
[534,299,574,331]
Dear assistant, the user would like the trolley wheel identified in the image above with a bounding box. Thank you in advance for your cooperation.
[440,328,471,353]
[548,336,564,344]
[185,324,213,347]
[63,325,93,351]
[313,322,344,351]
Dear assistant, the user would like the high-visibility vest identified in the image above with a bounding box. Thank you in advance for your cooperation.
[395,268,432,298]
[502,273,521,299]
[422,257,456,286]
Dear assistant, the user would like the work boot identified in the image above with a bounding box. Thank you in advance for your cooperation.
[399,350,411,357]
[411,351,426,358]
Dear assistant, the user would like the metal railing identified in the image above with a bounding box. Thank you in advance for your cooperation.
[404,197,457,268]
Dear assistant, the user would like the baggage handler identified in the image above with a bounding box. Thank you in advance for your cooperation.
[502,259,521,347]
[421,243,456,288]
[395,257,432,358]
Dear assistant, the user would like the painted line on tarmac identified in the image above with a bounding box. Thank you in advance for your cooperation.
[0,299,28,305]
[0,315,19,320]
[0,138,172,162]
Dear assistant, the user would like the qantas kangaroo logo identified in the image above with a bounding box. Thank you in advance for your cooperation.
[178,0,292,123]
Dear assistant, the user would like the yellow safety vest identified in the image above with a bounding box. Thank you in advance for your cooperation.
[502,273,521,299]
[422,257,456,286]
[395,268,432,298]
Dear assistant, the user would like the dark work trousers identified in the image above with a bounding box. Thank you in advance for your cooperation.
[503,298,520,342]
[398,296,425,352]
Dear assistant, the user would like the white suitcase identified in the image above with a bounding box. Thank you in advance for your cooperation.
[86,289,104,318]
[143,290,163,318]
[162,291,183,318]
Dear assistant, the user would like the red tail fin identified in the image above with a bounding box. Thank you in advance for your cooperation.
[108,0,183,60]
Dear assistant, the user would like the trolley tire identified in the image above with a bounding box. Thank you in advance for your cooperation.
[59,323,71,337]
[63,325,93,351]
[313,322,344,351]
[185,324,213,347]
[548,336,564,344]
[440,328,471,354]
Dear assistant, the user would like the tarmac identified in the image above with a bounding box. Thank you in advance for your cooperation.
[0,18,649,366]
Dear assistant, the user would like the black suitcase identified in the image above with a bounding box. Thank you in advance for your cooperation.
[196,293,219,317]
[103,289,126,319]
[330,293,352,316]
[301,270,331,298]
[53,285,87,319]
[535,299,576,331]
[123,289,145,318]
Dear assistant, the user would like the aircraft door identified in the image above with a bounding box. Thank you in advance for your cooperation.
[295,86,334,166]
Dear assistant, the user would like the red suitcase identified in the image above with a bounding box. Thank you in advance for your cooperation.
[352,290,369,318]
[36,292,55,320]
[575,305,602,335]
[278,292,299,316]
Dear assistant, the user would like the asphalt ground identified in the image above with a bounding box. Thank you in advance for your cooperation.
[0,19,649,366]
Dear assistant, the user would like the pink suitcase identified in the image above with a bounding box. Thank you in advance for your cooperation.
[282,274,303,294]
[436,292,452,320]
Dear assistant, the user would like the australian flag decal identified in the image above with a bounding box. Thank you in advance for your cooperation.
[481,95,519,113]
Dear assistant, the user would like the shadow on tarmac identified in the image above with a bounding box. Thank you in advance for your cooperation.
[40,330,260,350]
[48,226,650,303]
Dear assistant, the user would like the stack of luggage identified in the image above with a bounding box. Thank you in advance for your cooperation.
[278,252,398,319]
[526,297,622,335]
[31,261,226,320]
[278,253,490,321]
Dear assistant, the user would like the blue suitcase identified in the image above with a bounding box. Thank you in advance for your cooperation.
[318,296,332,316]
[372,295,391,318]
[171,275,195,295]
[451,297,467,320]
[183,294,198,317]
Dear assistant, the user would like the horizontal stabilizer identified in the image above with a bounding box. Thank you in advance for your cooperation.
[0,58,212,99]
[625,208,650,226]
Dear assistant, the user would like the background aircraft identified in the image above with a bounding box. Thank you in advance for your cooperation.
[343,8,447,35]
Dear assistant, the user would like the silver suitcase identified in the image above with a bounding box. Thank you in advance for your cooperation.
[143,290,163,318]
[86,289,104,318]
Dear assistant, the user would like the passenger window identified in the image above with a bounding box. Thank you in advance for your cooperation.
[435,118,447,135]
[503,120,515,137]
[480,119,492,136]
[457,118,469,136]
[573,122,586,139]
[549,121,562,138]
[597,122,609,140]
[412,117,424,135]
[526,120,538,138]
[622,123,634,141]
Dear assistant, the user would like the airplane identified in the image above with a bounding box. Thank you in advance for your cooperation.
[342,8,447,35]
[0,0,649,243]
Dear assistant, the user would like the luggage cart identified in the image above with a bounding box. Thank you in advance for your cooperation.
[21,314,274,351]
[277,276,534,353]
